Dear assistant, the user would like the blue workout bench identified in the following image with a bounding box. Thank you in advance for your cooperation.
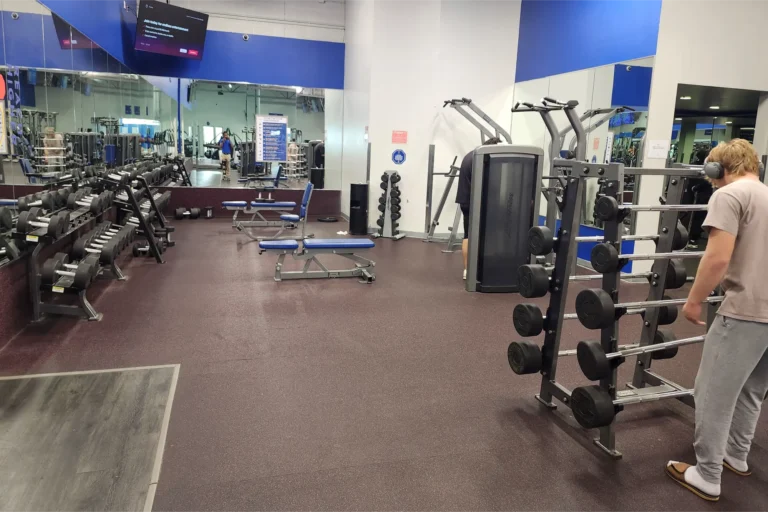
[258,237,376,283]
[222,182,314,241]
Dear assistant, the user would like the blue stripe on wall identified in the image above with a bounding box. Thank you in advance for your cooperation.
[611,64,653,110]
[515,0,661,83]
[38,0,345,89]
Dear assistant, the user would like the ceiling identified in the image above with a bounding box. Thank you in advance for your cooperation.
[675,84,762,117]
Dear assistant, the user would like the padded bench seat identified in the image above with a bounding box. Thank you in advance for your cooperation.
[303,238,375,249]
[259,240,300,251]
[280,214,300,222]
[251,201,296,208]
[222,201,248,208]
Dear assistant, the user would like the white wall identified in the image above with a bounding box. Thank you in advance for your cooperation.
[356,0,521,233]
[638,0,768,272]
[324,88,343,190]
[340,0,372,215]
[173,0,345,43]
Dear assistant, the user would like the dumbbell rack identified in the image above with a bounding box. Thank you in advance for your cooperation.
[374,171,405,240]
[105,172,170,264]
[14,206,108,322]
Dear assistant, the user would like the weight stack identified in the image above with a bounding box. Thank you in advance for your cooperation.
[349,183,368,235]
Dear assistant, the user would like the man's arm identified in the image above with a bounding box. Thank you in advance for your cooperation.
[688,228,735,303]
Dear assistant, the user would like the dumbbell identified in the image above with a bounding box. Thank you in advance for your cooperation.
[390,204,401,214]
[576,330,705,381]
[122,210,157,226]
[380,173,389,183]
[72,232,124,264]
[574,288,724,330]
[377,203,386,213]
[67,190,105,214]
[92,222,136,248]
[378,196,387,205]
[132,241,165,257]
[41,252,99,290]
[17,192,56,212]
[512,301,679,338]
[527,224,689,256]
[517,259,688,299]
[53,188,72,208]
[376,217,385,228]
[390,173,401,184]
[175,207,201,220]
[16,208,70,238]
[391,212,401,221]
[390,197,401,206]
[390,188,401,199]
[590,243,705,274]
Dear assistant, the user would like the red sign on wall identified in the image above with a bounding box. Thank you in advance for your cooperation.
[593,137,600,150]
[392,130,408,144]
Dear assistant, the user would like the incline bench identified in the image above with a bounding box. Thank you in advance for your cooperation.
[258,238,376,283]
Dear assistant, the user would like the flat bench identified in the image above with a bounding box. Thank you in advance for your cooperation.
[222,200,298,233]
[258,238,376,283]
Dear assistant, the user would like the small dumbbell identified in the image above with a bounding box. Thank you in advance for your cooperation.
[91,223,135,249]
[175,207,201,220]
[72,231,123,264]
[67,190,104,214]
[16,208,70,238]
[17,192,56,212]
[41,252,98,289]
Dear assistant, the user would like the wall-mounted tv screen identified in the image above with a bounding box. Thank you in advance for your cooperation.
[134,0,209,60]
[52,13,97,49]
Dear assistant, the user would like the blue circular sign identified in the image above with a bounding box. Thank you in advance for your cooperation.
[392,149,406,165]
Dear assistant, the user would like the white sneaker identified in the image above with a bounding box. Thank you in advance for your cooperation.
[463,269,467,280]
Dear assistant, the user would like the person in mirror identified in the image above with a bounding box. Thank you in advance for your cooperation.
[668,139,768,502]
[455,137,501,280]
[219,130,233,181]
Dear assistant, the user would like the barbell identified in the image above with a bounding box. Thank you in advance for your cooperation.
[591,242,703,273]
[577,330,704,381]
[575,288,723,330]
[512,301,678,338]
[594,196,709,222]
[527,224,689,256]
[517,259,688,298]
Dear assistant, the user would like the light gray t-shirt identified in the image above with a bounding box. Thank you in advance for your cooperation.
[703,178,768,323]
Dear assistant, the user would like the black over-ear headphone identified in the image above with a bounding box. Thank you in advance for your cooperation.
[703,161,724,179]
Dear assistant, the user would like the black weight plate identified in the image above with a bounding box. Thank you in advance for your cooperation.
[518,264,550,298]
[390,189,401,199]
[377,204,386,213]
[673,223,689,251]
[379,181,388,190]
[390,173,401,184]
[46,215,62,238]
[507,341,542,375]
[0,207,13,230]
[175,208,186,220]
[575,288,616,330]
[390,205,401,214]
[652,329,679,359]
[576,340,611,381]
[89,196,103,215]
[41,252,68,285]
[391,212,401,221]
[528,226,555,256]
[378,196,387,205]
[73,261,94,289]
[594,196,620,221]
[657,304,678,325]
[665,259,687,289]
[376,218,384,227]
[571,385,616,429]
[590,243,620,274]
[390,197,401,206]
[56,212,71,238]
[380,173,389,183]
[512,303,545,337]
[190,208,201,219]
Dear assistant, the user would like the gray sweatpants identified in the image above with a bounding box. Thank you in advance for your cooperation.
[694,314,768,484]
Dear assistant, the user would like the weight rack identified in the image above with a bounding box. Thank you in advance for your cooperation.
[374,171,405,240]
[511,160,719,458]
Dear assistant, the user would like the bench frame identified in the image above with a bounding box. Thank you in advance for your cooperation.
[263,246,376,284]
[225,203,295,231]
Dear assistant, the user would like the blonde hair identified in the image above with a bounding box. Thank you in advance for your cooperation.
[707,138,760,177]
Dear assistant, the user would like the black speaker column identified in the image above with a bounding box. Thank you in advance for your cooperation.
[349,183,368,235]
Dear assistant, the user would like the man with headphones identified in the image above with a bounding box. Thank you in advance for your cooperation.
[666,139,768,501]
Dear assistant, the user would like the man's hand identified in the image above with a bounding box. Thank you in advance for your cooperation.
[683,300,705,325]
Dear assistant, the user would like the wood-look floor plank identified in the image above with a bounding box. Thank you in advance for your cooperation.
[0,367,175,512]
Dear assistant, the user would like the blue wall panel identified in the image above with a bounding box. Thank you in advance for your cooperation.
[39,0,345,89]
[3,12,45,69]
[611,65,653,109]
[516,0,661,83]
